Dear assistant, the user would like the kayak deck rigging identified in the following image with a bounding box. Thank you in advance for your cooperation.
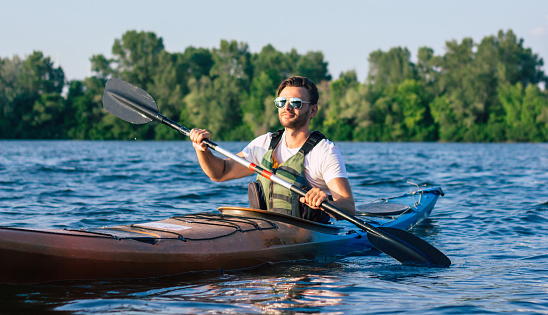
[62,214,280,243]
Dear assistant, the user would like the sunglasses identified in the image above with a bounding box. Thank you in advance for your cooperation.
[274,97,311,109]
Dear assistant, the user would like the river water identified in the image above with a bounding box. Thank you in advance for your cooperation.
[0,140,547,314]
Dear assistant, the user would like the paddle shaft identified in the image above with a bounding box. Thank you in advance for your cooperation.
[102,78,451,267]
[150,112,392,240]
[107,90,408,234]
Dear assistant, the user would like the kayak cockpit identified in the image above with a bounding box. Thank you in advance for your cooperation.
[218,207,342,235]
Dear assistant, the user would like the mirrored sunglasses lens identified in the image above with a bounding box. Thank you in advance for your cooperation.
[275,98,286,108]
[289,99,302,109]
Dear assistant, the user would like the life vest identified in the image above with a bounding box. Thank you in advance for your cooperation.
[248,130,331,223]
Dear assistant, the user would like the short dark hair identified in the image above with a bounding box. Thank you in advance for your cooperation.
[277,76,319,105]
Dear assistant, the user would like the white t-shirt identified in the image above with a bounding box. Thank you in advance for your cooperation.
[241,132,348,193]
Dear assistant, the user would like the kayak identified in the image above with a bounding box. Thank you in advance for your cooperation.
[0,187,443,284]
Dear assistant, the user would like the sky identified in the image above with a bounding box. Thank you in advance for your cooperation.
[1,0,547,82]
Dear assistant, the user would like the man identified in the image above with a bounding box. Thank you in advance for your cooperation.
[189,76,355,223]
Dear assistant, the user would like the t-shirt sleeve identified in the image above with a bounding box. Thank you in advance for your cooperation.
[241,133,271,165]
[312,140,347,185]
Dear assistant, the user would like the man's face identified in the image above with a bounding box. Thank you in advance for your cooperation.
[277,87,317,129]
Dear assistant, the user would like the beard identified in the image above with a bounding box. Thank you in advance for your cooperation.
[279,108,310,129]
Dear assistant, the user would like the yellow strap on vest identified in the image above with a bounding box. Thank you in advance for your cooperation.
[272,156,279,169]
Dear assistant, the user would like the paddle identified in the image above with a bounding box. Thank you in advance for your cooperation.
[102,78,451,267]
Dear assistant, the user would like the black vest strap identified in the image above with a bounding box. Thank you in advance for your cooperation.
[299,131,326,155]
[269,129,284,150]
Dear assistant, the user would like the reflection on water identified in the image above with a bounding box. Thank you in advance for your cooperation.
[3,266,352,314]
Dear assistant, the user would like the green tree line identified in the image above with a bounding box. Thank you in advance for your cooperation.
[1,29,547,141]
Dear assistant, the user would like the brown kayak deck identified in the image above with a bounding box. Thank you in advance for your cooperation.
[0,208,352,284]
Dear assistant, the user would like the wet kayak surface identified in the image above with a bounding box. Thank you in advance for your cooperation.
[0,140,547,314]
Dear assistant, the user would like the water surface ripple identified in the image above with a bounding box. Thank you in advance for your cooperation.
[0,141,547,314]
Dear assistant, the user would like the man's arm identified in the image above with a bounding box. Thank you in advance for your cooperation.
[299,177,355,217]
[190,129,254,182]
[325,177,355,216]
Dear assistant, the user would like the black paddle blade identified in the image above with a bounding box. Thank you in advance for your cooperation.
[367,226,451,267]
[103,78,159,124]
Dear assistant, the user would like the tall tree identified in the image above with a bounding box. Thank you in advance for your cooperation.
[241,71,280,136]
[25,93,66,138]
[367,47,416,86]
[90,30,165,90]
[65,77,109,139]
[197,40,252,138]
[0,56,23,138]
[436,37,484,140]
[16,51,65,138]
[394,80,436,141]
[295,51,332,83]
[209,40,253,88]
[323,70,360,140]
[148,51,186,140]
[498,82,548,141]
[416,46,441,92]
[242,45,294,136]
[183,75,247,140]
[183,47,214,81]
